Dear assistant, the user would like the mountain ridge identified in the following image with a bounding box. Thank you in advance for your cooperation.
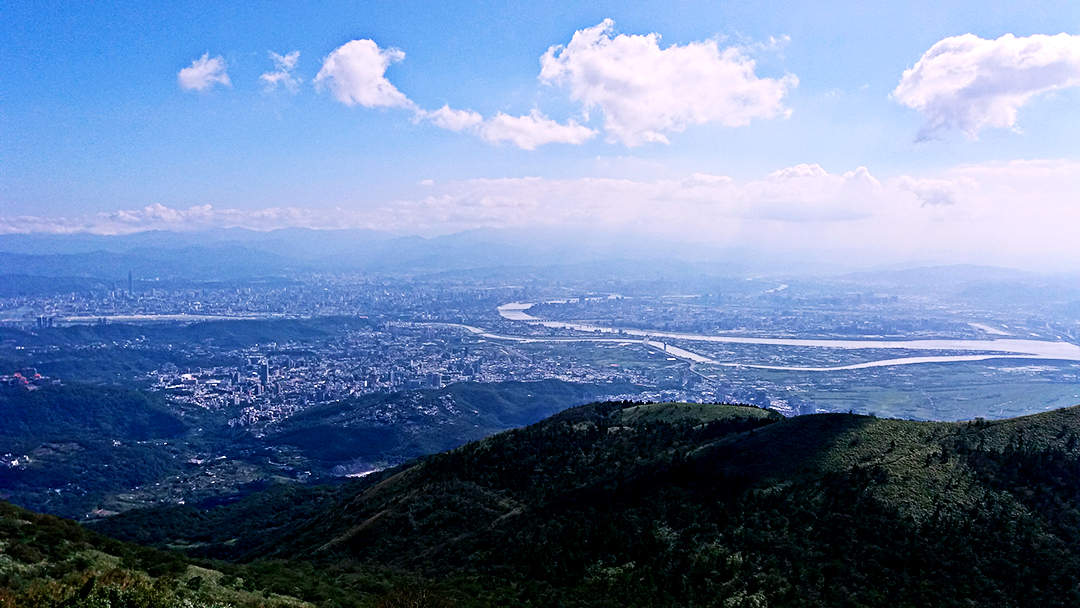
[77,400,1080,606]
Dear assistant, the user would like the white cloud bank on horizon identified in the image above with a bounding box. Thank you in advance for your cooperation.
[5,160,1080,270]
[178,53,231,91]
[894,33,1080,140]
[539,19,798,146]
[260,51,302,92]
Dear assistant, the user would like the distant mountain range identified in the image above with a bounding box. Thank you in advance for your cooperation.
[0,227,738,277]
[4,226,1079,293]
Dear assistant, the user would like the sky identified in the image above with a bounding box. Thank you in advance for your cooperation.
[2,1,1079,269]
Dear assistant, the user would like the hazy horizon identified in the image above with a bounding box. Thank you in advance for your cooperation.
[3,1,1079,270]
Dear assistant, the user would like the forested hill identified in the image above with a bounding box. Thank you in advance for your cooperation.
[0,384,186,441]
[89,400,1080,607]
[0,384,189,516]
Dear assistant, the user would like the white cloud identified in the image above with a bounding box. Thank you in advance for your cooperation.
[539,19,798,146]
[896,176,967,206]
[0,203,378,235]
[894,33,1080,140]
[314,39,415,109]
[423,105,484,131]
[310,38,593,149]
[477,110,596,150]
[309,23,792,149]
[742,164,882,221]
[178,53,231,91]
[12,161,1080,270]
[418,105,596,149]
[400,164,881,226]
[260,51,302,92]
[356,160,1080,269]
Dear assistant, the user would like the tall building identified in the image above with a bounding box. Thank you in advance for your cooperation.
[259,361,269,386]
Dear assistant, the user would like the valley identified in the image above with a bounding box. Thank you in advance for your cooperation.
[4,259,1080,521]
[3,236,1080,606]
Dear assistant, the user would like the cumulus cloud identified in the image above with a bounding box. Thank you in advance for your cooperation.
[423,105,484,131]
[313,23,793,149]
[178,53,231,91]
[312,37,594,149]
[314,39,414,108]
[894,33,1080,140]
[896,176,967,206]
[476,111,597,150]
[260,51,302,92]
[417,106,596,149]
[539,19,798,145]
[742,164,882,221]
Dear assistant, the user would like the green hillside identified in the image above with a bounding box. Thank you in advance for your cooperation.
[0,384,186,441]
[86,401,1080,606]
[0,384,188,517]
[617,401,779,424]
[0,501,309,608]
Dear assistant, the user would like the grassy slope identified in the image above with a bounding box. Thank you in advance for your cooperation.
[698,405,1080,516]
[0,501,308,608]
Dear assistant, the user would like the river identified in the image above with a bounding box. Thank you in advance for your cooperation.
[492,302,1080,369]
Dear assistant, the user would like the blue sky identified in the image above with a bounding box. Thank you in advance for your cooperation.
[2,1,1079,268]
